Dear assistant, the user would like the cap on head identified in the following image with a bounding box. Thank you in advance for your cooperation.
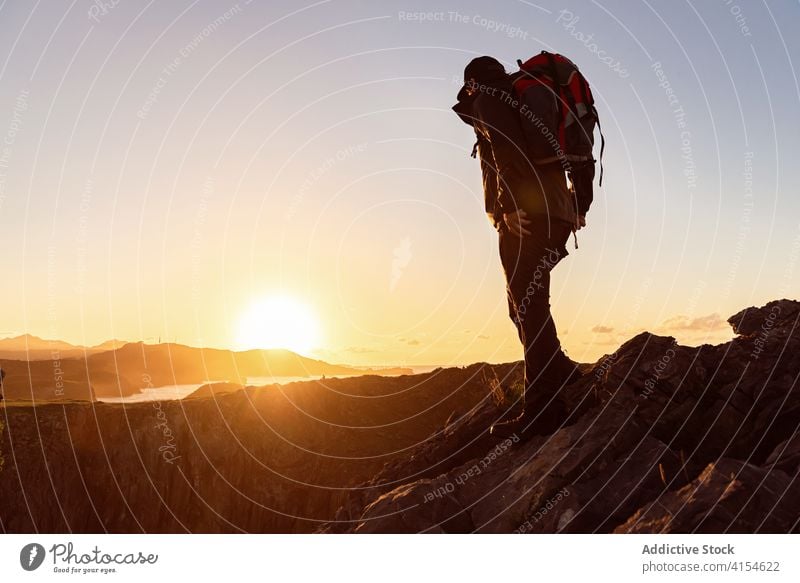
[463,56,506,83]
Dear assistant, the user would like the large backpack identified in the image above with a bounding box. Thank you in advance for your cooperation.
[511,51,604,214]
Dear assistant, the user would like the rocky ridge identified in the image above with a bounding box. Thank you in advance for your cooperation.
[325,299,800,533]
[1,299,797,533]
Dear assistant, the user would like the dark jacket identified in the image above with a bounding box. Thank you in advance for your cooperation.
[456,79,577,229]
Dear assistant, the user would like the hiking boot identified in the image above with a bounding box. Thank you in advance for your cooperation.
[546,354,586,388]
[561,361,586,385]
[489,411,528,440]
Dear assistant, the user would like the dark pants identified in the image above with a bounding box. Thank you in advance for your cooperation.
[498,216,573,408]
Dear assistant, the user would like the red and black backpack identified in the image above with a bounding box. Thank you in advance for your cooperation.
[511,51,604,212]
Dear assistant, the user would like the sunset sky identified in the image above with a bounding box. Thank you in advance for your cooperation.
[0,0,798,367]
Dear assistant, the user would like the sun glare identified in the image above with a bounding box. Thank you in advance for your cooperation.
[236,296,320,355]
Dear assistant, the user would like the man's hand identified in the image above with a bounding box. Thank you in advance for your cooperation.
[575,214,586,230]
[503,210,532,237]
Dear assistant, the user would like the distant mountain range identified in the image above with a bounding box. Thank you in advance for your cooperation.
[0,336,412,401]
[0,334,125,360]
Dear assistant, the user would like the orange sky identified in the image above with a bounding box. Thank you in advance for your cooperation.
[1,1,797,367]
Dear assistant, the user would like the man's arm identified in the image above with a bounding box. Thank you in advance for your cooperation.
[475,134,503,227]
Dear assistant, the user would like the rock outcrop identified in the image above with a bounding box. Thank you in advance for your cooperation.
[1,299,797,533]
[325,299,800,533]
[185,382,248,399]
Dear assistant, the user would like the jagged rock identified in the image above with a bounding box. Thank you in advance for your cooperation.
[350,399,674,533]
[530,436,683,533]
[615,458,800,533]
[764,433,800,474]
[727,299,799,336]
[322,362,520,533]
[354,480,473,534]
[335,299,800,533]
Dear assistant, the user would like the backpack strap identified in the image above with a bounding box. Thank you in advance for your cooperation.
[543,51,564,129]
[594,105,605,186]
[579,75,592,107]
[471,132,491,158]
[543,51,579,153]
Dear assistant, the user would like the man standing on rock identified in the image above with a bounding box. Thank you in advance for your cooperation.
[453,56,588,439]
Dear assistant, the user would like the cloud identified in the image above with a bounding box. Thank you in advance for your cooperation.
[584,337,621,346]
[660,313,728,332]
[343,346,377,354]
[591,325,614,334]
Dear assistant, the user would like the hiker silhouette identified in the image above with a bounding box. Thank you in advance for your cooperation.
[453,55,596,439]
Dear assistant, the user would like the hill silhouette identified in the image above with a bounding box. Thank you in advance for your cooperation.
[0,334,124,360]
[0,299,797,533]
[0,341,411,401]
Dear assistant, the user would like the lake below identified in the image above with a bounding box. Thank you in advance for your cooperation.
[96,367,441,403]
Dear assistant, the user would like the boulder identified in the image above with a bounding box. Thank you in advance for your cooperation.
[615,458,800,533]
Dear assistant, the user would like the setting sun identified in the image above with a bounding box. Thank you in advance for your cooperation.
[236,296,320,355]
